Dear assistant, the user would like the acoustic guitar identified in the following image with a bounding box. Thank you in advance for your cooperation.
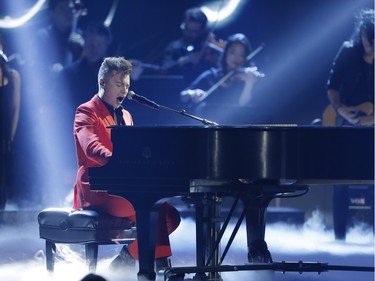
[322,102,374,126]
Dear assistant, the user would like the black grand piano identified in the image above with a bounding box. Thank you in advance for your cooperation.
[89,125,374,280]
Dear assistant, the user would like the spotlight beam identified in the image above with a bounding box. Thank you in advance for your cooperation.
[0,0,46,29]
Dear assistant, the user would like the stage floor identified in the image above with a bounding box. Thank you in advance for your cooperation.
[0,209,373,281]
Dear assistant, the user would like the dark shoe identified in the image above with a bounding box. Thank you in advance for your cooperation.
[155,257,170,274]
[109,245,136,271]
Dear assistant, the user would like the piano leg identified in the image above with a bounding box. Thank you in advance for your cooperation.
[135,207,157,280]
[130,196,170,281]
[241,195,274,263]
[240,185,309,263]
[186,193,224,281]
[245,206,273,263]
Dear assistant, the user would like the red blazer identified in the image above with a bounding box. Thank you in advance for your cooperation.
[73,95,133,209]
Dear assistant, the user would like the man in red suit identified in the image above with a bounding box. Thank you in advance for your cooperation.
[72,57,180,270]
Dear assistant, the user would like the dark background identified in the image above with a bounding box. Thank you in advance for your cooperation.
[1,0,373,125]
[86,0,373,125]
[82,0,373,125]
[0,0,373,206]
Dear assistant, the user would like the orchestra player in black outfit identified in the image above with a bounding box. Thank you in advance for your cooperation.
[325,8,374,240]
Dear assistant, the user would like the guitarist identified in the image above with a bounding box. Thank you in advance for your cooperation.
[326,8,374,126]
[325,9,374,241]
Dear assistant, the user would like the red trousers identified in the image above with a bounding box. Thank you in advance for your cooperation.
[84,192,181,259]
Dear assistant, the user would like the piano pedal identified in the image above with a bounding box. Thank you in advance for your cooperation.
[164,273,185,281]
[156,257,172,275]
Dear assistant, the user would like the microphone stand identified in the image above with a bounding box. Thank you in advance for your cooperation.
[158,104,219,126]
[128,95,219,126]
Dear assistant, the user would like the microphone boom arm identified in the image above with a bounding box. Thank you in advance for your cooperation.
[127,91,218,126]
[159,104,218,126]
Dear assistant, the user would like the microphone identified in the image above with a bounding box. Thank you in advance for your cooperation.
[127,91,160,109]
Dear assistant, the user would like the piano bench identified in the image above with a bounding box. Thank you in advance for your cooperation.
[37,208,136,273]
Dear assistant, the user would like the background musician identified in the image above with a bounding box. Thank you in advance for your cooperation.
[56,20,146,124]
[180,33,264,125]
[161,7,221,87]
[326,9,374,126]
[57,21,113,110]
[29,0,84,75]
[325,8,374,240]
[0,35,21,209]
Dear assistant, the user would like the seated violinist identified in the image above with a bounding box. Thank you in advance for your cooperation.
[161,7,222,87]
[180,33,264,125]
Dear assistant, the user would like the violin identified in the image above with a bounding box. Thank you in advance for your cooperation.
[231,66,265,79]
[196,44,265,103]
